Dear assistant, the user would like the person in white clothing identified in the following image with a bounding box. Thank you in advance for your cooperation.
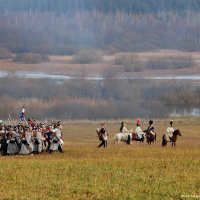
[119,121,130,135]
[135,119,145,139]
[165,120,174,142]
[49,124,64,153]
[119,121,132,144]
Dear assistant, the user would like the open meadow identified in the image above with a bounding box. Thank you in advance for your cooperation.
[0,118,200,200]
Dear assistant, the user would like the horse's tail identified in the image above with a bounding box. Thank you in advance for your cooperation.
[127,134,131,145]
[155,134,157,142]
[162,134,166,147]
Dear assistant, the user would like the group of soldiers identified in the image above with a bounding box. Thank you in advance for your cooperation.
[0,118,64,156]
[96,119,175,147]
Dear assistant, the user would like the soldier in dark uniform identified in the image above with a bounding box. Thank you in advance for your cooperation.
[0,124,8,156]
[97,122,107,148]
[147,120,155,135]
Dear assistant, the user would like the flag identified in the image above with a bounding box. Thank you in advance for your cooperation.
[20,105,26,121]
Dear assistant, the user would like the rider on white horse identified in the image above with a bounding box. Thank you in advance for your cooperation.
[120,121,130,134]
[119,121,132,140]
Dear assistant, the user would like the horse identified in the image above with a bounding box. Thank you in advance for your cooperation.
[144,130,156,145]
[114,131,145,145]
[162,129,181,147]
[113,133,130,145]
[129,132,145,145]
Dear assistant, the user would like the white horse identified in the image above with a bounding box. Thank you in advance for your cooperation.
[113,133,132,145]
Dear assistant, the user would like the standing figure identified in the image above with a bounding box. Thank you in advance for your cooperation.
[19,127,30,155]
[32,128,44,154]
[97,122,108,148]
[0,124,8,156]
[45,126,53,151]
[26,126,34,154]
[7,127,19,155]
[49,124,64,153]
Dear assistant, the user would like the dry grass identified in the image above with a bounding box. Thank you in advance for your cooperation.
[0,118,200,199]
[0,49,200,77]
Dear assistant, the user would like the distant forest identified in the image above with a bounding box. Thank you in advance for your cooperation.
[0,0,200,54]
[0,0,200,13]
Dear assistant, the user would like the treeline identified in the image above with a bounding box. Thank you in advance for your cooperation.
[0,77,199,120]
[0,0,200,14]
[1,11,200,54]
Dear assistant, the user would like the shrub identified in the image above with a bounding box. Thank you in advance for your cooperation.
[13,53,49,64]
[0,48,13,59]
[146,56,194,70]
[73,49,102,64]
[31,44,79,55]
[115,54,144,72]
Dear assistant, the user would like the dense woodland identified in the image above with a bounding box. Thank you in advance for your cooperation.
[0,0,200,13]
[0,1,200,119]
[0,1,200,54]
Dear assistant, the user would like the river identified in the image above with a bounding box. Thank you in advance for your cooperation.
[1,70,200,81]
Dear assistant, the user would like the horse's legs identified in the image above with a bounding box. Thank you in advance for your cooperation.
[113,139,120,145]
[162,135,167,147]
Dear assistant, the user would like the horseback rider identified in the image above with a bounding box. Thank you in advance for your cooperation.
[119,121,130,134]
[135,119,145,139]
[165,120,174,142]
[120,121,132,144]
[147,120,155,136]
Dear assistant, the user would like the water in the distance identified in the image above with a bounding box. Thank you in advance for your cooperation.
[1,70,200,81]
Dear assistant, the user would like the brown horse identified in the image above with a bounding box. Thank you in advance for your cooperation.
[144,130,156,145]
[162,129,181,147]
[127,132,145,145]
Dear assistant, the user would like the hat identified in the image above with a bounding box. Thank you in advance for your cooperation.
[169,120,173,124]
[100,121,105,126]
[137,119,141,125]
[149,120,153,125]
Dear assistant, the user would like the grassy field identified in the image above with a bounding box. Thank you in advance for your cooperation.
[0,118,200,200]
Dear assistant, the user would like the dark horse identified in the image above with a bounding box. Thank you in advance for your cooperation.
[127,132,145,145]
[162,129,181,147]
[144,130,156,145]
